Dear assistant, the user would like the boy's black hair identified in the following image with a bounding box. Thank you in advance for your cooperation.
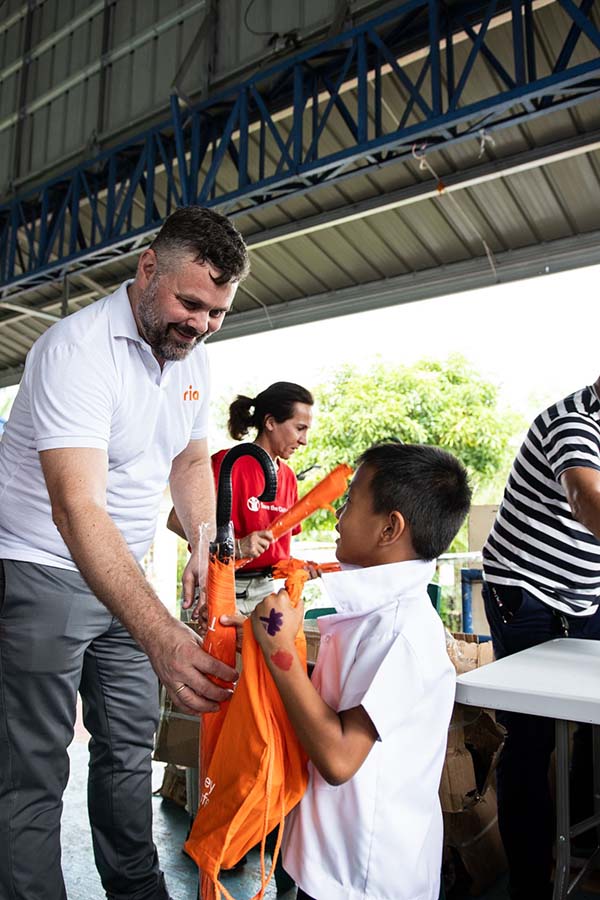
[357,442,472,561]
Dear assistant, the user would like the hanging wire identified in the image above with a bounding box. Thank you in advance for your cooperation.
[243,0,300,49]
[244,0,277,37]
[241,286,275,330]
[412,142,498,280]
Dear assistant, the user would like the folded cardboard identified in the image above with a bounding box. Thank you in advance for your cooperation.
[156,762,188,808]
[443,787,506,896]
[153,690,200,769]
[442,632,508,895]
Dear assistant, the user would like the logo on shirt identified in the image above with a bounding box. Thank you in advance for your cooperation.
[247,496,260,512]
[183,385,200,401]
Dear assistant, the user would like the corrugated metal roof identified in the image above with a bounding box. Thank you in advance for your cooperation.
[0,0,599,384]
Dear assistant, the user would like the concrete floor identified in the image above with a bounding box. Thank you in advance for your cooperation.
[63,718,599,900]
[63,737,284,900]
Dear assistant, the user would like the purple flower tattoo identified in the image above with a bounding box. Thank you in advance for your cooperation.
[260,608,283,636]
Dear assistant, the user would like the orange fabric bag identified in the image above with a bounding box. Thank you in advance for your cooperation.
[184,573,309,900]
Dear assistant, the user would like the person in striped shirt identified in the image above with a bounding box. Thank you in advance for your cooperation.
[482,382,600,900]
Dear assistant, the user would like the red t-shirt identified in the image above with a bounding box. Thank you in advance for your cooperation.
[211,448,300,571]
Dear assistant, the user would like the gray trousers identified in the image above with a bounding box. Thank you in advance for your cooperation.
[0,559,169,900]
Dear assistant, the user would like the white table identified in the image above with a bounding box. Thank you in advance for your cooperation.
[456,639,600,900]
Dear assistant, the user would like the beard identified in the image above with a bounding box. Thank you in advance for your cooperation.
[136,275,207,361]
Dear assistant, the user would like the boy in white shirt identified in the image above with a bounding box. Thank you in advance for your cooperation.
[250,442,471,900]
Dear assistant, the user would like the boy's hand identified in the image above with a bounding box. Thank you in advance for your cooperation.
[220,612,246,652]
[251,588,303,654]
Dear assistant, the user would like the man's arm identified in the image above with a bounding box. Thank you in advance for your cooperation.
[169,438,215,549]
[40,446,237,714]
[169,438,217,610]
[250,590,378,785]
[561,466,600,539]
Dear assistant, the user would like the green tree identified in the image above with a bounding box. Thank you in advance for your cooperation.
[292,354,525,541]
[0,385,18,420]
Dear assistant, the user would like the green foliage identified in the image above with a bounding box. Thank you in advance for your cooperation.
[0,386,18,420]
[292,354,525,541]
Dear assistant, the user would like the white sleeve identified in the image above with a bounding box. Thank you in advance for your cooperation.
[338,634,425,741]
[28,342,117,451]
[190,350,210,441]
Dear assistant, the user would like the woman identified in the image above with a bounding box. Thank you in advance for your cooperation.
[212,381,314,613]
[167,381,314,614]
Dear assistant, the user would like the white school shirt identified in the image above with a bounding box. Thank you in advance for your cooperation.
[0,281,209,569]
[282,559,455,900]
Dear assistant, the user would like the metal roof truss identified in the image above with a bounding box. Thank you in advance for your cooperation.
[1,0,599,299]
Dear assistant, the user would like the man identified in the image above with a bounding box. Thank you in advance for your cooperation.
[0,207,248,900]
[482,380,600,900]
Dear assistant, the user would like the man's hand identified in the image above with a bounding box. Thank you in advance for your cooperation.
[145,618,238,714]
[238,530,273,560]
[181,545,204,617]
[251,588,303,655]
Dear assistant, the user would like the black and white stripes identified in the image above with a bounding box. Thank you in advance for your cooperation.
[483,386,600,616]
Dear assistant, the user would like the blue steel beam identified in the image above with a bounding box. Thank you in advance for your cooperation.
[1,0,600,292]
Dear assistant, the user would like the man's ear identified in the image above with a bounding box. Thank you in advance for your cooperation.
[138,248,158,286]
[380,510,406,546]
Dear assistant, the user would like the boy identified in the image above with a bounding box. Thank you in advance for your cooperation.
[251,442,471,900]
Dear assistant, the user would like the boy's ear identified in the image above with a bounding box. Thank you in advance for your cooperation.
[380,510,406,546]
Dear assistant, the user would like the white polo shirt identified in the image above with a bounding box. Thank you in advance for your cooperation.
[283,559,455,900]
[0,281,209,569]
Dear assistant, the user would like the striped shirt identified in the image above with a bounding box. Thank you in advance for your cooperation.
[483,385,600,616]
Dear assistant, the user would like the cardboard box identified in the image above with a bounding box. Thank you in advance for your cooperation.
[303,619,321,665]
[156,762,188,808]
[447,632,494,674]
[153,690,200,769]
[443,787,507,896]
[442,633,507,895]
[440,706,479,813]
[468,505,499,552]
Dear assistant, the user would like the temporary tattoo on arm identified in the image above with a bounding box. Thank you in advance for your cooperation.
[271,649,293,671]
[260,608,283,636]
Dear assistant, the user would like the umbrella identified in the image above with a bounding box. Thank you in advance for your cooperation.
[200,443,277,811]
[235,463,353,570]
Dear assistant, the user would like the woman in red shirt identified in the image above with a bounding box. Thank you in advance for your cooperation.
[212,381,314,613]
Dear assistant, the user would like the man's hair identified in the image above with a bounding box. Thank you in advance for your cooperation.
[228,381,314,441]
[150,206,250,284]
[358,442,472,561]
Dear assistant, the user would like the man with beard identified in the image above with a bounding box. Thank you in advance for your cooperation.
[0,207,248,900]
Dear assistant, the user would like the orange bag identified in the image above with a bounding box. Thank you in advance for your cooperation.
[185,573,309,900]
[200,553,238,768]
[235,463,353,569]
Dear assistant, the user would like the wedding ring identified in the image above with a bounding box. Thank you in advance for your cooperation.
[174,683,187,695]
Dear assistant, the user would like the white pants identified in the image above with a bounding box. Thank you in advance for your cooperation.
[234,573,275,614]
